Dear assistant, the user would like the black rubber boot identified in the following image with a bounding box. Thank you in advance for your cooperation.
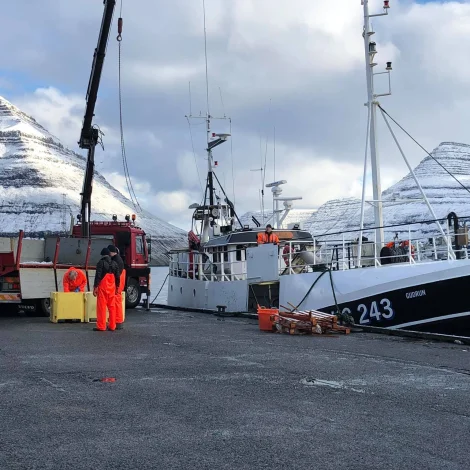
[93,327,106,332]
[116,323,124,330]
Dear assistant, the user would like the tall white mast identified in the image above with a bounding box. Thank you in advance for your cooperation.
[362,0,391,248]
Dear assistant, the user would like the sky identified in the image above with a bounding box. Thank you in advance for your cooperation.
[1,0,469,230]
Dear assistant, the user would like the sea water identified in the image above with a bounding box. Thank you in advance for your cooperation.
[149,266,169,304]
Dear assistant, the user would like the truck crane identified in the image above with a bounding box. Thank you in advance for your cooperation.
[78,0,116,238]
[0,0,151,315]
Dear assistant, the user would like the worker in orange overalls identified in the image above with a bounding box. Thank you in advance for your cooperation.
[63,267,87,293]
[257,224,280,245]
[92,248,119,332]
[108,245,126,330]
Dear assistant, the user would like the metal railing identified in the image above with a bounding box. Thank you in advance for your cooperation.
[279,227,467,275]
[169,251,247,282]
[169,222,469,281]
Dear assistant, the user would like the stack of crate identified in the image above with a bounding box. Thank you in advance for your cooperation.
[49,292,125,323]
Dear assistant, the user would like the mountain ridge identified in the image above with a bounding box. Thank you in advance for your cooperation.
[0,95,186,265]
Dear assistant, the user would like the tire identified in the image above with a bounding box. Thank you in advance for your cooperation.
[38,298,51,317]
[126,278,141,309]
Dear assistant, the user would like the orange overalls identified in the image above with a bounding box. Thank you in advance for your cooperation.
[115,269,126,325]
[96,273,117,331]
[257,232,280,245]
[63,267,87,292]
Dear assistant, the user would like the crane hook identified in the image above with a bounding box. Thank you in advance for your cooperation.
[117,17,123,41]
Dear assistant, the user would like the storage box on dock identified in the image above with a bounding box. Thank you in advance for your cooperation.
[50,292,85,323]
[84,292,126,323]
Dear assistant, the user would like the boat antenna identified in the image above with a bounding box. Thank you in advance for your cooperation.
[230,118,236,206]
[202,0,215,208]
[273,126,276,181]
[203,0,210,119]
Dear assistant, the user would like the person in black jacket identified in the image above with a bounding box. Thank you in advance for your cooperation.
[108,245,126,329]
[93,248,120,332]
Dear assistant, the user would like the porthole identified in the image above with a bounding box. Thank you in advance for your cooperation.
[171,285,173,292]
[180,287,183,294]
[193,289,196,297]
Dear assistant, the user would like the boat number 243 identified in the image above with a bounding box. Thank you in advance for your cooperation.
[333,298,395,325]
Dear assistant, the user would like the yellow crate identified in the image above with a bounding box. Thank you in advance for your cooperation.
[50,292,85,323]
[84,292,126,323]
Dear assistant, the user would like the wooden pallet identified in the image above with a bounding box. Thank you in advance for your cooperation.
[277,304,350,335]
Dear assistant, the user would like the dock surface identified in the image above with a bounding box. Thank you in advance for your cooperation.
[1,308,469,469]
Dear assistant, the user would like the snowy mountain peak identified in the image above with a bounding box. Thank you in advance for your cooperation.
[0,95,55,139]
[305,141,470,240]
[0,95,186,264]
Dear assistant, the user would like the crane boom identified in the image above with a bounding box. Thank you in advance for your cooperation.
[78,0,116,238]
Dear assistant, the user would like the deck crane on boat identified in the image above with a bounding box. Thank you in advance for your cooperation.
[78,0,116,238]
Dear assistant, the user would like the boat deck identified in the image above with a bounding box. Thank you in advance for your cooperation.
[0,308,468,469]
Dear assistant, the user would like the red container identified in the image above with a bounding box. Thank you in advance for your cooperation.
[257,306,279,331]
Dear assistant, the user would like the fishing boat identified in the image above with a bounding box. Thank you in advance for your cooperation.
[167,0,470,336]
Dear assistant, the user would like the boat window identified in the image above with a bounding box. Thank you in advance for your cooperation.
[223,246,228,262]
[236,245,244,261]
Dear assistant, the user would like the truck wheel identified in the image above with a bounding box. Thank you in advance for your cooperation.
[38,298,51,317]
[126,278,141,309]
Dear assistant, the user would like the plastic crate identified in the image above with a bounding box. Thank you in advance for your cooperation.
[84,292,126,323]
[50,292,85,323]
[257,306,278,331]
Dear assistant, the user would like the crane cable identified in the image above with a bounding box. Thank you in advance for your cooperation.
[117,1,142,212]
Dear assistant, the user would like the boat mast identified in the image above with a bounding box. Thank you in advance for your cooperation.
[203,0,214,208]
[362,0,390,248]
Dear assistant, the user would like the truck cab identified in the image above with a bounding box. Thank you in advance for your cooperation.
[72,215,151,308]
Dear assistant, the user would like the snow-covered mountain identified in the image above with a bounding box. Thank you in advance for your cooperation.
[238,209,317,229]
[239,142,470,243]
[0,95,186,265]
[305,142,470,241]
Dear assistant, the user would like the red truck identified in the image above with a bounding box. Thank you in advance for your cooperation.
[0,215,151,316]
[71,216,151,309]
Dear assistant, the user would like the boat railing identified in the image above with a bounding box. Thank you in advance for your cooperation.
[279,227,468,275]
[169,251,247,282]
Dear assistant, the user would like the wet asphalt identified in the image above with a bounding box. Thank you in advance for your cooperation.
[0,308,469,470]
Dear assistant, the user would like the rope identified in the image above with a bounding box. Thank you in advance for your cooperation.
[212,170,243,228]
[378,104,470,197]
[150,273,169,304]
[314,213,470,241]
[117,6,141,211]
[290,266,351,324]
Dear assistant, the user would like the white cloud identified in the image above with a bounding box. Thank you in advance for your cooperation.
[4,0,470,231]
[125,62,202,89]
[15,87,83,147]
[13,87,122,150]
